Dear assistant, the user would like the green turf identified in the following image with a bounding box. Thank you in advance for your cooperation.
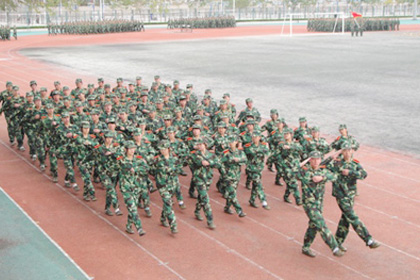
[0,188,89,280]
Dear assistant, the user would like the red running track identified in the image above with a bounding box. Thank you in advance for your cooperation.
[1,26,420,279]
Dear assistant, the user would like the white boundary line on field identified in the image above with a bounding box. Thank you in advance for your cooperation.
[0,186,92,280]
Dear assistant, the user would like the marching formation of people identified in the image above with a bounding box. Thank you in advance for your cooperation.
[307,18,400,33]
[0,25,17,41]
[168,16,236,29]
[47,20,145,35]
[0,76,380,257]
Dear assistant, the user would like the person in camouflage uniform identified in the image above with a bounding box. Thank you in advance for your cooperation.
[213,121,231,193]
[3,86,25,150]
[277,128,303,205]
[189,138,220,229]
[305,126,331,156]
[74,122,99,201]
[38,103,60,181]
[298,150,345,258]
[132,128,155,217]
[244,131,271,210]
[21,92,37,160]
[154,140,179,234]
[328,144,380,251]
[97,131,122,216]
[236,98,261,126]
[269,118,287,185]
[55,112,79,191]
[220,135,247,217]
[118,140,146,236]
[331,124,360,151]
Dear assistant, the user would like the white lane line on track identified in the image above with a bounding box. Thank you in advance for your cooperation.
[237,181,420,263]
[180,183,373,280]
[0,139,186,280]
[0,186,92,280]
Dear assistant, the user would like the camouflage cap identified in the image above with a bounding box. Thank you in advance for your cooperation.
[26,92,34,97]
[45,103,54,109]
[205,89,212,93]
[117,77,123,82]
[62,96,71,101]
[88,84,94,89]
[158,140,170,149]
[228,134,239,143]
[218,121,227,128]
[223,93,230,98]
[279,117,285,123]
[203,94,211,100]
[40,87,47,92]
[138,120,146,126]
[81,121,90,129]
[174,107,182,113]
[104,101,112,106]
[98,78,104,82]
[151,82,158,87]
[179,95,187,100]
[163,115,172,120]
[128,101,137,107]
[128,82,134,86]
[54,81,61,85]
[34,96,41,101]
[118,87,128,94]
[125,140,136,149]
[284,127,293,134]
[133,128,143,136]
[339,124,347,130]
[75,101,83,107]
[87,95,96,101]
[220,113,229,119]
[196,105,204,111]
[61,111,70,118]
[148,106,156,112]
[192,124,201,130]
[173,80,179,85]
[154,75,160,79]
[299,117,307,122]
[252,131,262,137]
[12,86,19,91]
[166,126,176,133]
[246,112,255,118]
[246,120,256,126]
[270,109,278,115]
[155,98,163,104]
[219,100,227,105]
[97,88,105,94]
[104,84,111,89]
[75,78,83,83]
[140,92,148,97]
[91,109,100,115]
[136,76,142,80]
[245,98,253,103]
[308,151,322,159]
[104,131,115,139]
[6,81,13,86]
[186,84,193,88]
[165,84,172,88]
[312,126,320,132]
[141,86,149,91]
[63,86,69,90]
[118,108,127,114]
[107,117,116,124]
[193,115,202,121]
[30,80,37,86]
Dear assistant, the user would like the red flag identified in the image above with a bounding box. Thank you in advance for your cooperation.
[352,12,362,18]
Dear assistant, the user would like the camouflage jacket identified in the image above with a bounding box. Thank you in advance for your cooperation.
[298,166,337,206]
[153,154,180,189]
[331,135,360,151]
[220,148,247,181]
[189,150,221,184]
[243,142,269,173]
[328,157,367,198]
[74,134,100,164]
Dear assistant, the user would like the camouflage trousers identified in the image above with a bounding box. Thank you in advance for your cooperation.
[303,203,338,251]
[223,180,243,214]
[283,167,301,203]
[100,173,119,210]
[216,167,224,193]
[248,172,267,204]
[63,154,76,183]
[8,117,23,146]
[173,179,184,203]
[35,138,58,177]
[195,182,213,223]
[136,176,151,212]
[158,187,177,230]
[23,126,36,155]
[120,184,143,232]
[78,161,95,199]
[335,195,371,245]
[188,166,197,196]
[274,161,285,184]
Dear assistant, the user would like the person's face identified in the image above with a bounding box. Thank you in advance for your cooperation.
[247,124,254,131]
[164,119,172,126]
[300,121,307,128]
[179,100,186,106]
[271,114,278,120]
[105,137,113,145]
[34,99,42,107]
[26,96,34,103]
[168,132,175,141]
[92,114,99,122]
[312,131,319,139]
[229,141,237,150]
[284,132,292,141]
[108,123,116,130]
[76,106,84,113]
[62,117,70,125]
[105,104,112,112]
[192,129,201,137]
[82,127,90,134]
[340,128,348,136]
[134,135,142,142]
[127,147,135,157]
[47,108,54,115]
[31,84,37,90]
[156,103,163,110]
[252,136,260,144]
[310,157,321,169]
